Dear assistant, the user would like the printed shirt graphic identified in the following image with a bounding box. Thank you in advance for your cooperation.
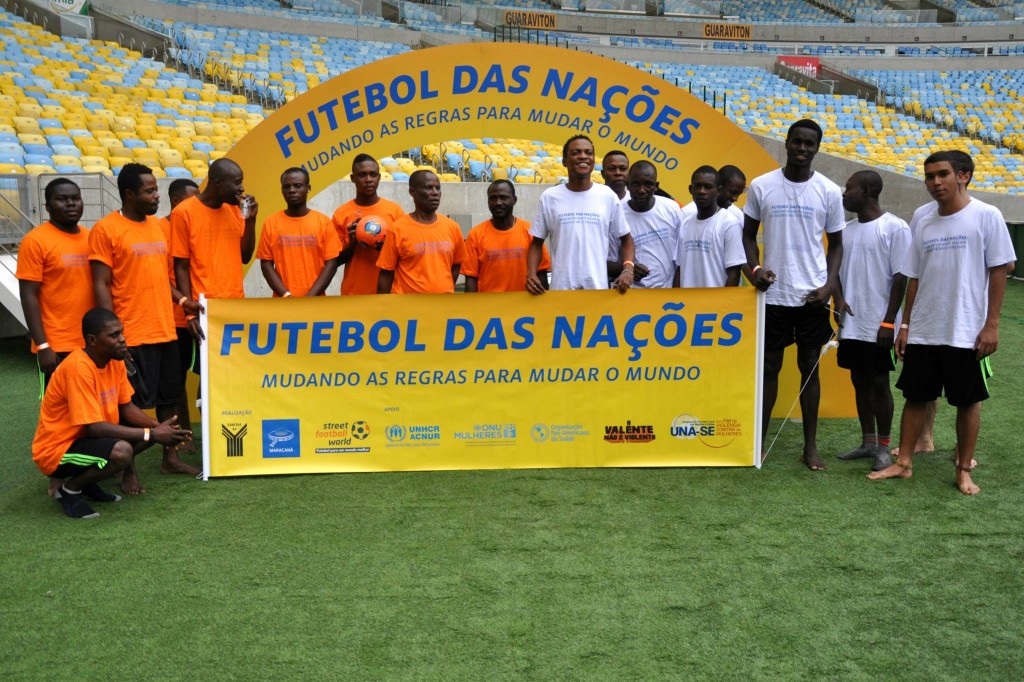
[903,199,1016,348]
[31,349,133,475]
[743,169,844,306]
[89,211,176,346]
[256,210,341,296]
[462,218,551,292]
[676,207,746,288]
[837,213,911,342]
[622,196,682,289]
[376,214,466,294]
[332,197,405,295]
[15,222,94,352]
[530,183,629,291]
[169,195,246,299]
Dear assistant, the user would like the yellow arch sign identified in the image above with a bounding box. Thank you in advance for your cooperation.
[226,42,776,217]
[223,43,854,420]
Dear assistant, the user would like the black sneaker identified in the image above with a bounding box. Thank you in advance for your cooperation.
[81,483,122,503]
[55,489,100,519]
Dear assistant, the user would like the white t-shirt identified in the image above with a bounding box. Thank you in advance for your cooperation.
[726,203,745,223]
[743,168,844,307]
[680,201,697,223]
[837,212,911,342]
[902,198,1016,348]
[622,196,681,289]
[676,207,746,288]
[531,183,629,291]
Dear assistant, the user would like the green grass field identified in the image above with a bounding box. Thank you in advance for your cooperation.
[3,282,1023,681]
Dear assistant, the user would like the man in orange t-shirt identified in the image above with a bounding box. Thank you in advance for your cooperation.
[463,180,550,293]
[332,154,405,295]
[90,163,197,488]
[32,308,191,518]
[171,158,257,301]
[377,170,466,294]
[16,178,93,385]
[258,167,341,297]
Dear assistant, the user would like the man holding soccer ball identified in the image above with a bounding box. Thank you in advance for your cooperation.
[333,154,405,295]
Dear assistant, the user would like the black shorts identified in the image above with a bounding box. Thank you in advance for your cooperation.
[837,339,897,374]
[128,341,181,409]
[176,327,198,381]
[50,437,119,478]
[765,304,834,352]
[896,344,992,407]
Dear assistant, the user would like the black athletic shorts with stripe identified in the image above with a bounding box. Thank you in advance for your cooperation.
[50,437,119,479]
[837,339,897,374]
[896,344,993,407]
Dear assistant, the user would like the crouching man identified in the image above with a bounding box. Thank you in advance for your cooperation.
[31,308,192,518]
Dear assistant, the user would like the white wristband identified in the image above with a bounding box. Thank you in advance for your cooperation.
[283,292,292,298]
[37,342,50,350]
[899,323,909,330]
[143,428,151,442]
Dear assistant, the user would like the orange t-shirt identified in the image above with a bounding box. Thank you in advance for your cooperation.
[31,348,133,475]
[15,222,94,353]
[256,209,341,296]
[332,197,405,295]
[462,218,551,293]
[88,212,176,346]
[169,195,245,299]
[158,217,186,328]
[376,215,466,294]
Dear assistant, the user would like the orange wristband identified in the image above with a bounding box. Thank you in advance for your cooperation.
[879,322,895,329]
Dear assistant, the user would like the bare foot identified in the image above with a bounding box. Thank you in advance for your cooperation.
[800,451,827,471]
[121,470,146,496]
[891,443,935,458]
[160,453,201,476]
[956,468,981,495]
[47,477,64,498]
[867,463,912,481]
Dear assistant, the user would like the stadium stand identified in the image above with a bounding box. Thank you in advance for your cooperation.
[0,9,264,176]
[137,19,409,105]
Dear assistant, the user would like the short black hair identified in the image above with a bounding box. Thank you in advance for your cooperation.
[117,162,154,200]
[82,307,120,340]
[628,160,657,177]
[352,153,377,171]
[924,150,974,182]
[209,158,242,183]
[168,178,199,203]
[718,165,746,185]
[488,179,516,197]
[408,169,437,188]
[280,167,310,184]
[602,150,628,165]
[691,164,719,184]
[851,169,883,199]
[562,134,593,160]
[786,118,823,144]
[44,177,79,203]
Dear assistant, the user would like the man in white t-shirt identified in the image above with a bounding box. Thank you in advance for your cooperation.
[674,165,745,288]
[717,165,747,224]
[743,118,845,471]
[527,135,635,293]
[833,170,910,472]
[609,161,681,289]
[869,151,1016,495]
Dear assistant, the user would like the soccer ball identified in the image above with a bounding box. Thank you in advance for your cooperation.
[351,420,370,440]
[355,215,389,248]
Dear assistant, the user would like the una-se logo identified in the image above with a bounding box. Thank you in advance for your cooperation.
[222,423,247,457]
[262,419,301,458]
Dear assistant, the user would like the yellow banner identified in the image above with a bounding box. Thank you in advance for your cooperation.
[202,289,765,477]
[702,23,753,41]
[503,10,557,28]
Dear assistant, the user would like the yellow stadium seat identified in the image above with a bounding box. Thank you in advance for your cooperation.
[147,139,169,150]
[51,155,82,168]
[149,167,167,178]
[25,164,57,174]
[107,146,133,159]
[159,150,183,166]
[83,165,113,175]
[0,163,25,174]
[209,150,227,161]
[80,155,109,168]
[185,149,209,162]
[107,156,132,168]
[18,133,46,145]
